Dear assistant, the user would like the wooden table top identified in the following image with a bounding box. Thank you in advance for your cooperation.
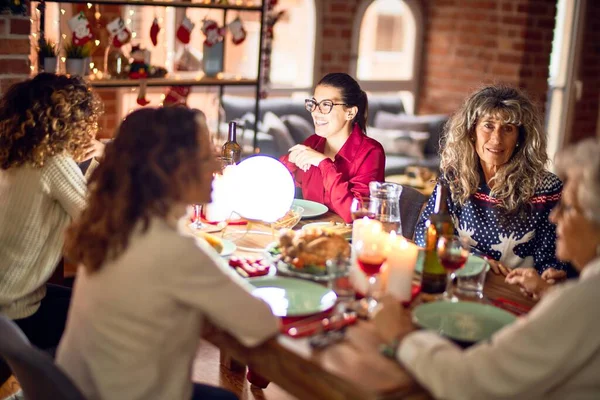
[206,211,537,400]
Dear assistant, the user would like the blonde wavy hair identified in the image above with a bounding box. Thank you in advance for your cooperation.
[0,73,102,170]
[65,107,210,273]
[440,85,548,214]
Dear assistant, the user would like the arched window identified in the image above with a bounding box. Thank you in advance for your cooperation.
[351,0,423,112]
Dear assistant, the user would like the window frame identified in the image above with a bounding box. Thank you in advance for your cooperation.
[349,0,424,113]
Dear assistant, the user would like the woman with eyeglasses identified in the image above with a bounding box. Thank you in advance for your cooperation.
[280,73,385,222]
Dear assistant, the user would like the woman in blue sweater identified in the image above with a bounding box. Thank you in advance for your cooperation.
[415,85,568,280]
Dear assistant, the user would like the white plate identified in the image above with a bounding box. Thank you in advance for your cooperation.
[292,199,328,219]
[220,239,237,257]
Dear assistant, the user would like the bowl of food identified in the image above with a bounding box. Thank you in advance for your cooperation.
[271,205,304,230]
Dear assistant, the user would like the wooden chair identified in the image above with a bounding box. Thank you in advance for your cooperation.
[399,185,428,240]
[0,316,85,400]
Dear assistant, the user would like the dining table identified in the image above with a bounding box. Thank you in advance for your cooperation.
[203,210,538,400]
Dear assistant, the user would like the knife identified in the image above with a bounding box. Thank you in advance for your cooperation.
[284,312,358,338]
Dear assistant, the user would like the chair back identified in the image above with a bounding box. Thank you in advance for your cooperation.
[398,185,428,240]
[0,316,86,400]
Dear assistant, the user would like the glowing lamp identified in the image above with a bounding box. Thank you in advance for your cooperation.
[226,156,295,222]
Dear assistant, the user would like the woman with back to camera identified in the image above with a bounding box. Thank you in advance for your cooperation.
[415,85,568,279]
[376,137,600,399]
[0,73,103,363]
[57,107,278,400]
[280,73,386,222]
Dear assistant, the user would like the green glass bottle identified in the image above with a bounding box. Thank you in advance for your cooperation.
[222,121,242,164]
[421,183,454,294]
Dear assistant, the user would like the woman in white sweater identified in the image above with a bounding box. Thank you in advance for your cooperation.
[58,107,279,400]
[0,74,103,358]
[375,137,600,400]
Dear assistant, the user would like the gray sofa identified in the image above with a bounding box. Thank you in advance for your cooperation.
[221,95,447,175]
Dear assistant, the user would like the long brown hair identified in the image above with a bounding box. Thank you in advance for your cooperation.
[0,73,102,169]
[65,107,209,272]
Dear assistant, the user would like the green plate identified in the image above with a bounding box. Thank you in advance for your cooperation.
[292,199,328,219]
[412,301,516,343]
[249,276,337,317]
[415,252,488,274]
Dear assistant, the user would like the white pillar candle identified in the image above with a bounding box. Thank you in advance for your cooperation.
[385,234,419,302]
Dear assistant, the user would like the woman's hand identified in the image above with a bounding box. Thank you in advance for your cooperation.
[505,268,549,300]
[488,259,511,276]
[82,139,106,161]
[373,295,415,344]
[540,267,567,284]
[288,144,327,172]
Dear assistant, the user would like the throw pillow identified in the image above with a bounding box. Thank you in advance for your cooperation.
[262,111,295,157]
[368,126,430,159]
[373,111,431,132]
[280,114,314,144]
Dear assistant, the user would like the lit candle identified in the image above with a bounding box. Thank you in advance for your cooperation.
[385,234,419,302]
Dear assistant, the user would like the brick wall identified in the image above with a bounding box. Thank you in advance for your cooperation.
[569,0,600,143]
[0,12,31,96]
[417,0,557,115]
[317,0,360,76]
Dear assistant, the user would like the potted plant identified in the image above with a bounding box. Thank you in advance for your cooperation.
[63,41,92,76]
[38,39,58,73]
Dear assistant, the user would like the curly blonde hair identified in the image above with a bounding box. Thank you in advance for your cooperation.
[440,85,548,214]
[65,107,210,273]
[0,73,102,170]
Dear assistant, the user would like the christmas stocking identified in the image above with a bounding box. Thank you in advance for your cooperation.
[150,18,161,46]
[177,16,195,44]
[107,17,131,48]
[228,17,246,45]
[201,19,225,47]
[137,81,150,106]
[68,12,93,46]
[163,86,191,107]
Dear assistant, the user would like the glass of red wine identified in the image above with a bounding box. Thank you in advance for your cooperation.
[350,196,376,221]
[437,236,470,302]
[353,220,388,316]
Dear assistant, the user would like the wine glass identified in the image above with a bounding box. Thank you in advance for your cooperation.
[437,236,470,302]
[353,220,388,316]
[190,204,205,230]
[350,196,376,221]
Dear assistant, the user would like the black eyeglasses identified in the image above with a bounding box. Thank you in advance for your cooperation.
[305,98,348,114]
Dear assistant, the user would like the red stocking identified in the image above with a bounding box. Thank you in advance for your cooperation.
[150,18,160,46]
[177,16,195,44]
[136,81,150,106]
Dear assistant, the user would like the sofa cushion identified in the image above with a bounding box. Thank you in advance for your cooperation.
[367,96,405,126]
[281,114,314,144]
[222,95,312,126]
[262,111,295,157]
[368,127,429,158]
[373,111,448,156]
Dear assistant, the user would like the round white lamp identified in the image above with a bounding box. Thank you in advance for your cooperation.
[224,155,295,222]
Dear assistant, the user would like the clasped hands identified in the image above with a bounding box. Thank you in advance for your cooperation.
[288,145,327,172]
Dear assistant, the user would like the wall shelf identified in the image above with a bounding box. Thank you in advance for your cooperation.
[89,77,258,88]
[37,0,267,150]
[40,0,262,11]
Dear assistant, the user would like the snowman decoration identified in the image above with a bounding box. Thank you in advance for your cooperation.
[68,12,93,46]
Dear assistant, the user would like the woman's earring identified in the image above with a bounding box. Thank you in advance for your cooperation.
[470,136,475,142]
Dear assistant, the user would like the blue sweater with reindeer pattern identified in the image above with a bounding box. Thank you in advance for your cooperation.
[414,172,567,274]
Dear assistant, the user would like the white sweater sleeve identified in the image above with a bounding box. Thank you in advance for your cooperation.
[171,237,279,348]
[42,154,88,219]
[397,279,600,400]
